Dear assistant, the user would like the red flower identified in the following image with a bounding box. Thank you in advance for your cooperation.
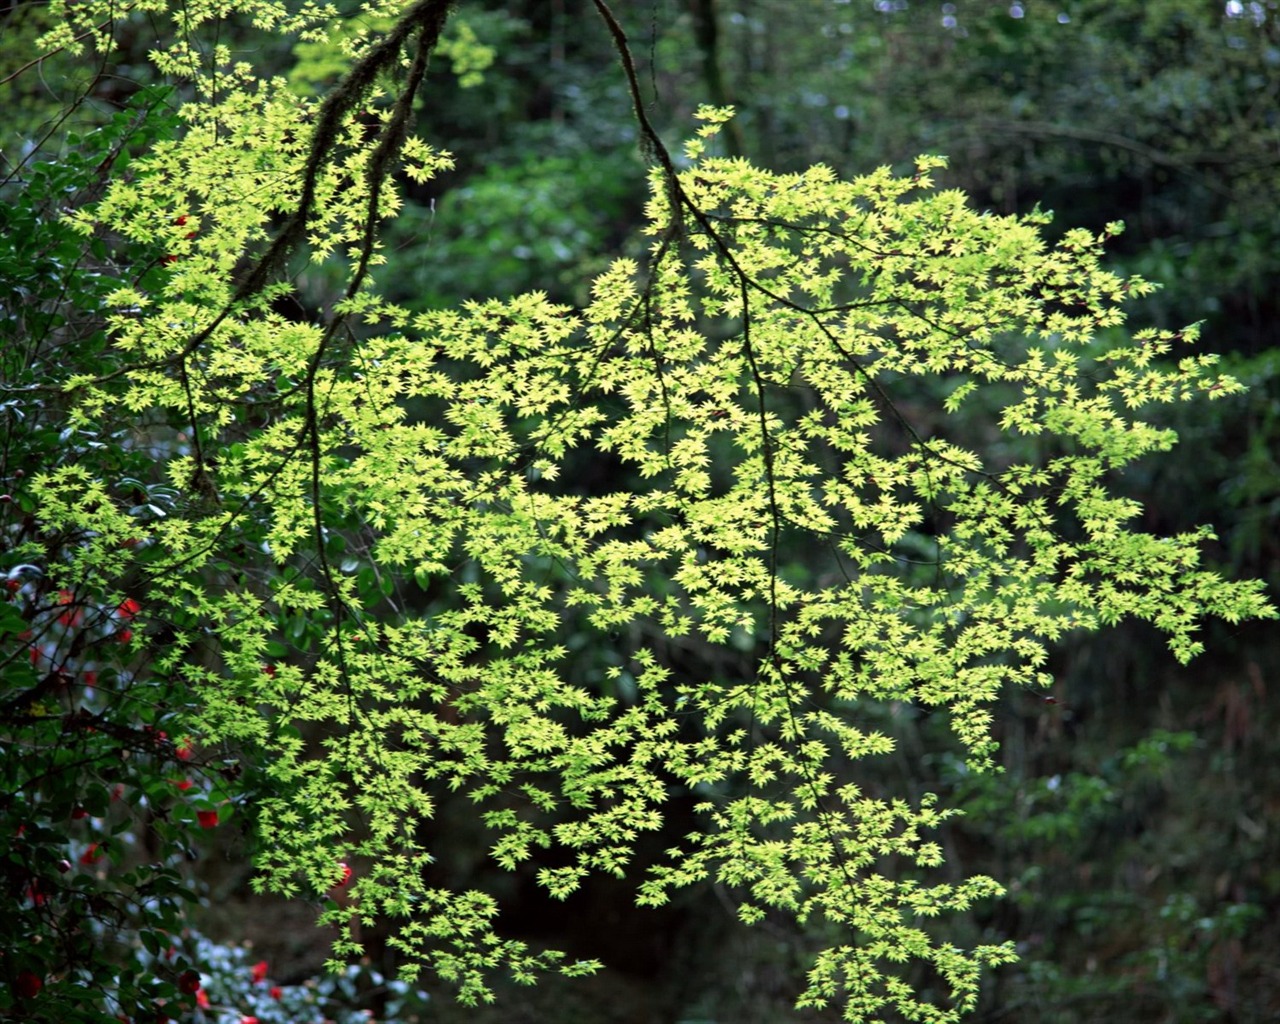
[196,989,210,1009]
[84,670,98,689]
[250,959,269,984]
[177,970,201,995]
[118,628,133,643]
[57,590,82,627]
[14,970,42,999]
[240,1017,259,1024]
[269,986,282,1000]
[117,597,141,619]
[80,842,104,865]
[333,862,353,888]
[175,737,194,761]
[173,779,193,792]
[72,806,89,820]
[197,809,219,829]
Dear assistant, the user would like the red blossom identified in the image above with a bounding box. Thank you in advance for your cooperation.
[240,1017,260,1024]
[57,589,82,627]
[173,779,193,792]
[177,970,201,995]
[118,628,133,643]
[250,960,269,984]
[14,970,42,999]
[176,737,194,761]
[197,809,219,829]
[333,862,353,888]
[269,986,282,1000]
[196,989,210,1009]
[80,839,106,865]
[117,597,141,619]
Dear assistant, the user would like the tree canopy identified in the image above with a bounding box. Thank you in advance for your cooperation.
[1,3,1274,1023]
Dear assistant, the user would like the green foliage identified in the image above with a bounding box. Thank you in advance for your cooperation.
[381,150,643,308]
[178,928,432,1022]
[0,88,277,1024]
[2,3,1274,1023]
[291,9,495,95]
[951,728,1197,848]
[938,719,1273,1023]
[675,0,1280,350]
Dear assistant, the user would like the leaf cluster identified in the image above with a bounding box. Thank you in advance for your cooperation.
[2,4,1273,1023]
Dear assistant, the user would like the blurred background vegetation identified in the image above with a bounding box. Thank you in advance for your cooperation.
[3,1,1277,1021]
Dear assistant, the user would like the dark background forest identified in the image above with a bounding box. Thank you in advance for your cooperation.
[3,1,1279,1022]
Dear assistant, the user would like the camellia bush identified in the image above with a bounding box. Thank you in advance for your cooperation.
[1,2,1273,1022]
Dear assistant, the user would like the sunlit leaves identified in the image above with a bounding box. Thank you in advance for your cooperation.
[28,7,1277,1023]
